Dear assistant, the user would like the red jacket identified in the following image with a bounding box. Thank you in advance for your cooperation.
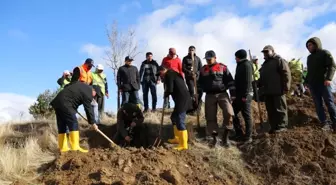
[162,56,184,77]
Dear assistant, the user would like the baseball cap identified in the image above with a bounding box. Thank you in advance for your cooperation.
[84,58,95,67]
[125,56,134,61]
[97,64,104,70]
[261,45,274,52]
[252,55,258,60]
[204,50,216,59]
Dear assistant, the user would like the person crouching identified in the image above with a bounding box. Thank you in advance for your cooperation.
[114,103,146,147]
[157,65,192,151]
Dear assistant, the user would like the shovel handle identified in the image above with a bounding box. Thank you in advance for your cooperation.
[96,128,118,147]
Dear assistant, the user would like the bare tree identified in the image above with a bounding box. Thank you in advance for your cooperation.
[105,21,141,109]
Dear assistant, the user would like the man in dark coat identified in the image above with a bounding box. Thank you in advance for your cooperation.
[306,37,336,131]
[182,46,204,115]
[114,103,146,147]
[50,81,98,153]
[158,66,191,151]
[259,45,291,134]
[232,49,254,143]
[139,52,160,112]
[117,56,141,107]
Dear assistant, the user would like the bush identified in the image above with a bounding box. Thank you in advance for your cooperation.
[28,89,59,120]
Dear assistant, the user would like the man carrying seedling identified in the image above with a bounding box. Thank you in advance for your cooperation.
[232,49,253,143]
[306,37,336,131]
[259,45,291,134]
[158,65,191,151]
[50,81,98,153]
[182,46,203,114]
[199,50,236,148]
[114,103,146,147]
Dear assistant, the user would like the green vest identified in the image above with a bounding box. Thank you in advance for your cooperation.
[289,59,303,73]
[252,63,260,80]
[60,78,71,90]
[92,72,107,95]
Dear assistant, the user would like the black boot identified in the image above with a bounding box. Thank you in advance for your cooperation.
[222,129,231,148]
[209,132,219,148]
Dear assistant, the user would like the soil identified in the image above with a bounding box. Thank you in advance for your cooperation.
[7,95,336,185]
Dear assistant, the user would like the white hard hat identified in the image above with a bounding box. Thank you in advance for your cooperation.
[252,55,258,60]
[97,64,104,70]
[63,70,70,75]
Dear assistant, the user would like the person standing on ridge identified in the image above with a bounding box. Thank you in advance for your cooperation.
[117,56,141,108]
[139,52,160,112]
[50,81,98,153]
[259,45,291,134]
[306,37,336,131]
[251,56,260,101]
[199,50,236,148]
[57,70,72,90]
[71,58,94,85]
[92,64,109,118]
[232,49,253,143]
[158,65,191,151]
[182,46,203,114]
[161,48,184,109]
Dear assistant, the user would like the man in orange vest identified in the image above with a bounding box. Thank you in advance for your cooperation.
[71,58,94,85]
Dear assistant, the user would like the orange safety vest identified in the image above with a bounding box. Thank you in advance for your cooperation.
[78,65,93,85]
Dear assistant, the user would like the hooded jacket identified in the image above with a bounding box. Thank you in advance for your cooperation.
[306,37,336,85]
[259,54,291,95]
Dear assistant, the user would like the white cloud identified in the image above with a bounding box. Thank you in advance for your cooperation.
[248,0,334,7]
[0,93,35,123]
[182,0,212,5]
[81,2,336,107]
[7,29,28,40]
[120,1,142,13]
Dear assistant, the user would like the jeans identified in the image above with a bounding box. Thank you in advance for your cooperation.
[122,91,140,105]
[309,84,336,124]
[97,95,105,116]
[232,94,253,137]
[142,81,157,110]
[55,110,78,134]
[92,100,100,124]
[170,111,187,131]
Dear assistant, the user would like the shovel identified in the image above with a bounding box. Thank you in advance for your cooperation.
[152,99,166,147]
[248,50,269,132]
[77,112,118,148]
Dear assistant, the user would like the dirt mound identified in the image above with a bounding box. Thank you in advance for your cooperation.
[240,127,336,185]
[40,147,229,185]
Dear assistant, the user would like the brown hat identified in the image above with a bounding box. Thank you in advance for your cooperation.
[261,45,274,52]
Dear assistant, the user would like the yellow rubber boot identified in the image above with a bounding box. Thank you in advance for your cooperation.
[174,130,188,151]
[168,125,179,144]
[58,133,70,152]
[69,131,88,153]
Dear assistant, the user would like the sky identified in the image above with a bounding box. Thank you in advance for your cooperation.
[1,0,336,122]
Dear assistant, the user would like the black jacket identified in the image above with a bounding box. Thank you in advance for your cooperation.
[117,65,140,91]
[116,103,144,138]
[306,37,336,85]
[199,62,236,97]
[164,70,192,113]
[139,60,160,83]
[50,81,95,124]
[182,54,202,80]
[235,59,253,98]
[259,54,291,95]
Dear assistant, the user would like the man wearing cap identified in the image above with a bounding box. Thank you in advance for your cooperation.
[71,58,94,85]
[117,56,141,107]
[232,49,253,143]
[92,64,109,118]
[182,46,203,114]
[251,56,260,101]
[158,65,191,151]
[57,70,72,90]
[306,37,336,131]
[161,48,184,108]
[139,52,160,112]
[199,50,236,147]
[259,45,291,134]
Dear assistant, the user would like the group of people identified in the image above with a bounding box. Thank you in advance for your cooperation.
[51,36,336,153]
